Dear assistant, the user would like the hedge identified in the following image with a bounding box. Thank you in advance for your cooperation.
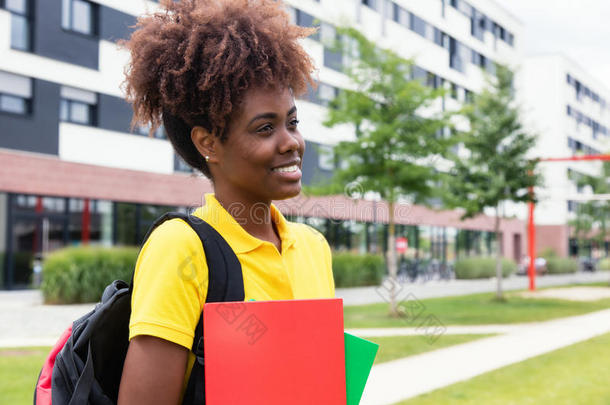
[41,247,139,304]
[546,257,578,274]
[332,253,385,288]
[598,258,610,271]
[454,257,516,279]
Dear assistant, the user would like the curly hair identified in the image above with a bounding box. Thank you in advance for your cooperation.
[122,0,316,177]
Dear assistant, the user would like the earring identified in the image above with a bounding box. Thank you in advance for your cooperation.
[205,156,210,162]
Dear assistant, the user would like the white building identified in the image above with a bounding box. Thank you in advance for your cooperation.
[0,0,530,289]
[519,54,610,257]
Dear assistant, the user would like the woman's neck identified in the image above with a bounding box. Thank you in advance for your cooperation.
[214,192,281,250]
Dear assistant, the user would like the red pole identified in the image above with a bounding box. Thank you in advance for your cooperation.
[82,199,90,246]
[527,198,536,291]
[33,196,43,253]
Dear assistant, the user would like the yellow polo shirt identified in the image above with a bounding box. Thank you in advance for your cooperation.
[129,194,335,392]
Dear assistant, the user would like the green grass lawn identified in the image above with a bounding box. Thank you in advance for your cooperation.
[396,331,610,405]
[0,335,491,402]
[344,291,610,328]
[0,347,49,404]
[369,334,492,364]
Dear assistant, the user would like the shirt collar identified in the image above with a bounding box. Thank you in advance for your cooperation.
[193,194,295,254]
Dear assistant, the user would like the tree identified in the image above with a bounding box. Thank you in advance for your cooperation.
[318,27,454,316]
[444,64,539,300]
[570,160,610,259]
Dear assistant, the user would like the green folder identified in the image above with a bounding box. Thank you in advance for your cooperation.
[344,332,379,405]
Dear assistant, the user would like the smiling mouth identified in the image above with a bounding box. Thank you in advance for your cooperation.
[271,164,300,173]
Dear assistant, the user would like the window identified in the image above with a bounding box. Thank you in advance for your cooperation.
[410,14,428,37]
[449,37,468,73]
[322,24,343,72]
[59,86,97,125]
[392,3,409,26]
[136,124,167,139]
[295,9,319,41]
[318,83,338,106]
[0,70,32,115]
[361,0,379,11]
[6,0,31,51]
[318,144,335,171]
[450,83,458,99]
[434,28,448,49]
[62,0,97,35]
[471,10,485,41]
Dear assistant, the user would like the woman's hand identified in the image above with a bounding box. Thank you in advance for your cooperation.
[118,335,188,405]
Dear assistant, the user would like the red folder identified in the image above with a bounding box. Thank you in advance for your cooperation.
[204,298,346,405]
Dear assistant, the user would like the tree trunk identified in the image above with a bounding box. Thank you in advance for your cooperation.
[495,205,503,300]
[387,201,399,316]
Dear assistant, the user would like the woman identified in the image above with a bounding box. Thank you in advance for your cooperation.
[117,1,335,404]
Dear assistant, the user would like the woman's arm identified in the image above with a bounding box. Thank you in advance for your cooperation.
[118,335,189,405]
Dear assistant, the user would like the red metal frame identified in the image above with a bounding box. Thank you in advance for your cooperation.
[528,154,610,290]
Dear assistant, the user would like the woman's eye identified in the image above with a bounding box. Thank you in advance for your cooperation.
[257,124,273,133]
[289,119,299,127]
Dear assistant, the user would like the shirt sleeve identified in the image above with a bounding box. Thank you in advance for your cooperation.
[129,218,209,350]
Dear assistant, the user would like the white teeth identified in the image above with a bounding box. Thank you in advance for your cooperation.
[273,165,298,173]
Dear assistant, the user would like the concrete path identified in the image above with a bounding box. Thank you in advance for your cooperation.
[337,272,609,306]
[346,323,533,337]
[360,308,610,405]
[0,272,608,347]
[0,290,95,348]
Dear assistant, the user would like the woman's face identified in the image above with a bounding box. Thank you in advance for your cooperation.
[210,86,305,205]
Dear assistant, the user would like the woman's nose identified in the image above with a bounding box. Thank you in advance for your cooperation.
[278,127,301,154]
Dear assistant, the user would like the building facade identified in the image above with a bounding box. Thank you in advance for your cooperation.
[0,0,527,289]
[518,54,610,258]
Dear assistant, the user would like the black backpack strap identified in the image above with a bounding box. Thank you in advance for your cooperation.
[180,213,245,405]
[137,211,244,405]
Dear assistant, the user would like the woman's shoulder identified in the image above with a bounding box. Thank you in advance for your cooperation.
[143,217,202,248]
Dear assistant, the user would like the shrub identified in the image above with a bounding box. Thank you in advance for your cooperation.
[597,258,610,271]
[540,248,558,259]
[332,253,385,287]
[545,257,578,274]
[454,257,516,279]
[41,247,139,304]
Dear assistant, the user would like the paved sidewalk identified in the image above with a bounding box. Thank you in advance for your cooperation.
[0,272,608,347]
[0,290,95,348]
[360,308,610,405]
[346,323,533,337]
[337,272,609,305]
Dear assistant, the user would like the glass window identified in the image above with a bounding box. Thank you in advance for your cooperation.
[318,144,335,171]
[60,86,97,125]
[6,0,30,51]
[410,14,427,37]
[361,0,379,11]
[10,14,29,50]
[0,94,28,114]
[62,0,97,35]
[6,0,27,13]
[392,4,409,26]
[0,71,32,115]
[318,83,337,106]
[70,101,90,124]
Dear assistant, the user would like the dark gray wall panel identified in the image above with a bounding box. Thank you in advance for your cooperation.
[0,80,60,155]
[302,140,334,186]
[100,6,136,42]
[34,0,99,70]
[98,94,133,134]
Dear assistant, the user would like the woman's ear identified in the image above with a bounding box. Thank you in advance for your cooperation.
[191,126,219,163]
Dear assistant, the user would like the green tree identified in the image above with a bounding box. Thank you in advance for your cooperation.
[319,27,454,316]
[570,160,610,259]
[444,64,539,300]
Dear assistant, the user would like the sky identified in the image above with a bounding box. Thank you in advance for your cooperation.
[501,0,610,92]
